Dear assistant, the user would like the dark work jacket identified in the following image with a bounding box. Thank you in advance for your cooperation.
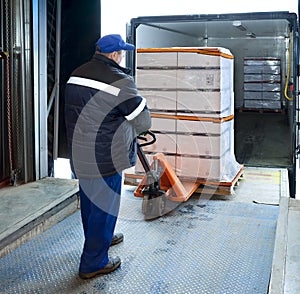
[64,53,151,178]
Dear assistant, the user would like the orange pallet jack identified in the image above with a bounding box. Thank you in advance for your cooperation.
[135,131,200,219]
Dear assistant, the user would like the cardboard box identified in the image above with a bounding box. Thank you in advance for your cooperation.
[151,117,176,132]
[177,118,233,135]
[244,99,281,109]
[177,132,230,157]
[135,153,176,174]
[176,151,242,181]
[263,91,281,100]
[176,69,221,90]
[141,133,176,153]
[178,51,223,67]
[140,90,176,111]
[136,69,177,89]
[137,52,177,67]
[177,90,233,117]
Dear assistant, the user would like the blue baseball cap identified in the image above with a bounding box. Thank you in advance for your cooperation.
[96,34,135,53]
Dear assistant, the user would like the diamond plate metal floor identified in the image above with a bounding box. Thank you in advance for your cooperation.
[0,186,278,294]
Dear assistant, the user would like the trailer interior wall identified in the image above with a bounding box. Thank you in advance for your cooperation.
[129,12,298,195]
[132,17,294,109]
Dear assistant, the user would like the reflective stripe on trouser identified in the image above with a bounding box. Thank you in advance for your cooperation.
[78,173,122,273]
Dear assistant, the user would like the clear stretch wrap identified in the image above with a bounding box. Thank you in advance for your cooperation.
[135,47,243,182]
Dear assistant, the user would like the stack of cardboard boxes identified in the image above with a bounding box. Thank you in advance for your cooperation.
[243,57,282,110]
[135,48,242,182]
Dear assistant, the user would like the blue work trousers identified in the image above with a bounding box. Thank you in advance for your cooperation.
[78,173,122,273]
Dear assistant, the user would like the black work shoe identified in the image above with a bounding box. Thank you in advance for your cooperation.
[79,257,121,279]
[110,233,124,246]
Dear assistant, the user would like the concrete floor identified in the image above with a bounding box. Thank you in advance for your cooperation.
[0,167,299,293]
[0,177,79,258]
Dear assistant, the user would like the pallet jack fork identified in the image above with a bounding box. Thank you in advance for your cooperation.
[135,131,200,220]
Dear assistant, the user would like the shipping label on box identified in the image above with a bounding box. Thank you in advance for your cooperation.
[176,69,221,90]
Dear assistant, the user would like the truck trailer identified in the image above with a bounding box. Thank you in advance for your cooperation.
[127,11,299,197]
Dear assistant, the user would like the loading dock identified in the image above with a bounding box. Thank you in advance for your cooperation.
[1,167,297,293]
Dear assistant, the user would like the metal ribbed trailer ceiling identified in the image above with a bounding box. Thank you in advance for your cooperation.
[0,187,278,294]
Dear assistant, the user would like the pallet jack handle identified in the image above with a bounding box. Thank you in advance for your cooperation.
[137,131,156,173]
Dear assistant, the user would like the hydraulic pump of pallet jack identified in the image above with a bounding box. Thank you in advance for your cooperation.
[136,131,171,219]
[135,131,204,219]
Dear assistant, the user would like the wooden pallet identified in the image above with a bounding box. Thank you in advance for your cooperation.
[194,165,244,196]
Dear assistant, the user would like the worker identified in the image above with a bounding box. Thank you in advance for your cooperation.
[64,34,151,279]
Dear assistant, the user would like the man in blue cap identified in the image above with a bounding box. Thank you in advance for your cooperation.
[64,34,151,279]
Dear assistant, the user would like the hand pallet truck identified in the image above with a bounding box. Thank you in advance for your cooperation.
[135,131,200,220]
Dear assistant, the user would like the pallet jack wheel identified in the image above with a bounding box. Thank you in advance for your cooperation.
[142,195,166,220]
